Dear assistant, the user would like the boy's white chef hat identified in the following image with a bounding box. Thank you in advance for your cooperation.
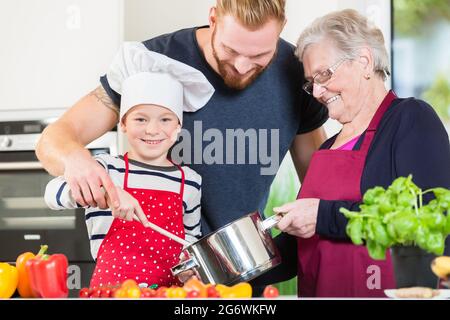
[106,42,214,125]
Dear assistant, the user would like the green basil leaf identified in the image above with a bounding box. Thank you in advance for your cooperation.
[366,239,387,260]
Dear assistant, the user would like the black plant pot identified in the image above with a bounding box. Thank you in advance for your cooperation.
[391,245,439,288]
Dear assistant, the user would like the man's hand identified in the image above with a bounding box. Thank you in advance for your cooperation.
[64,149,120,209]
[274,198,320,238]
[106,186,151,227]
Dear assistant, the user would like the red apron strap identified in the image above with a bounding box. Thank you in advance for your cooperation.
[359,90,397,153]
[123,152,130,189]
[169,160,185,200]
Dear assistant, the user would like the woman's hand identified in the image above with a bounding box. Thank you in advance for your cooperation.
[274,198,320,238]
[106,186,151,227]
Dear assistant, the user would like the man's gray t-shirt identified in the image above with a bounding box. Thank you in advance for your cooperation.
[101,27,328,235]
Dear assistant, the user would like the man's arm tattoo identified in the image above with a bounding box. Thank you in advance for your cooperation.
[90,86,119,115]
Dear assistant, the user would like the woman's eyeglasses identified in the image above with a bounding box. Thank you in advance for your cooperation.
[303,59,348,95]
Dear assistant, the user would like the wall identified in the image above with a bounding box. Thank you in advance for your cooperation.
[0,0,123,117]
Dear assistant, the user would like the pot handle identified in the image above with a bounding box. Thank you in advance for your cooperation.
[261,212,287,231]
[171,256,199,277]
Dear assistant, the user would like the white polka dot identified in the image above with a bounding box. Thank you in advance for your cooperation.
[120,243,123,246]
[142,269,146,272]
[132,256,136,259]
[126,261,129,265]
[159,203,163,206]
[116,236,120,239]
[132,233,136,236]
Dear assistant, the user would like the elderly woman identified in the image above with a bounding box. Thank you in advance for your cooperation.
[275,9,450,297]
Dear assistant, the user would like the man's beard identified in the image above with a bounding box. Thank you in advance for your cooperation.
[211,30,275,90]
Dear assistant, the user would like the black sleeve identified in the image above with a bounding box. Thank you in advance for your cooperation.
[316,200,360,239]
[315,99,450,240]
[297,90,329,134]
[249,232,298,287]
[293,59,328,134]
[100,75,121,108]
[393,100,450,191]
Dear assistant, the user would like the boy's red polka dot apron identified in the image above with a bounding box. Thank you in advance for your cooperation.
[90,153,185,287]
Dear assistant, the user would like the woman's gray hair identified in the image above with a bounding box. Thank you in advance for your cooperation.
[296,9,390,80]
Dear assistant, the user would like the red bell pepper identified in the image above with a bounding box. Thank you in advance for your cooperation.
[25,245,69,298]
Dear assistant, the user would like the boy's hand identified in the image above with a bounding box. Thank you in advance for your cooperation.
[106,186,151,227]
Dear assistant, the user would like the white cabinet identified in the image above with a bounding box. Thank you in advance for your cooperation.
[0,0,123,113]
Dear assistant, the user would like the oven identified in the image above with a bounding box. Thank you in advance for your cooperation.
[0,119,118,296]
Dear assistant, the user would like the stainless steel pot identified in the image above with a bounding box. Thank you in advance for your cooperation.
[171,211,283,285]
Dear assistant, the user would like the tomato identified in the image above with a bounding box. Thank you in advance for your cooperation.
[78,288,90,298]
[263,285,279,298]
[206,286,220,298]
[100,287,112,298]
[186,290,200,298]
[183,277,207,297]
[90,287,103,298]
[155,286,168,298]
[141,288,156,298]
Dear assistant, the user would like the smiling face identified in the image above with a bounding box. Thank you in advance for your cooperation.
[302,41,369,124]
[210,13,282,90]
[121,104,181,166]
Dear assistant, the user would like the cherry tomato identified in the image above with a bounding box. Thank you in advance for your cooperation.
[100,287,112,298]
[90,287,103,298]
[156,286,168,298]
[141,288,156,298]
[206,286,220,298]
[263,285,279,298]
[183,277,207,297]
[79,288,90,298]
[186,290,201,298]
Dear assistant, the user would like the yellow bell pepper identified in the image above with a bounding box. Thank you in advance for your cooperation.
[216,282,252,298]
[0,263,18,299]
